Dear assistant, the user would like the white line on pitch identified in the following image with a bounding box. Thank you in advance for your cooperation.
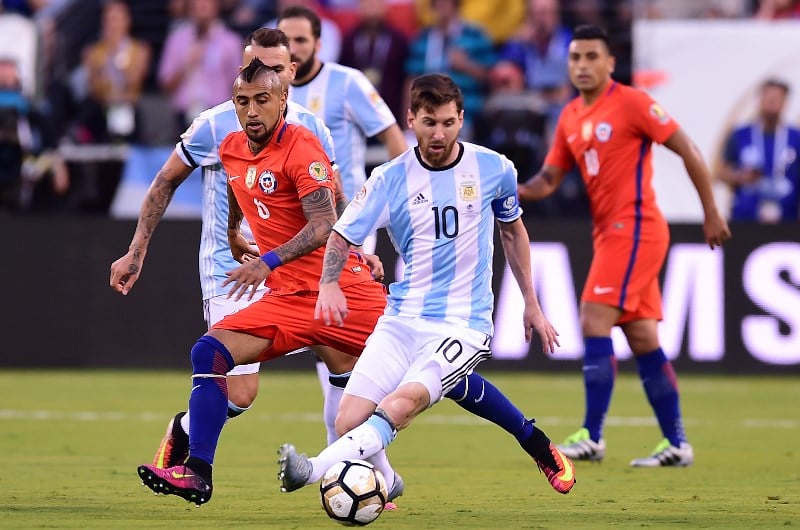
[0,409,796,429]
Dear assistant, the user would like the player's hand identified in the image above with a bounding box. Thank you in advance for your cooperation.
[222,258,270,301]
[315,283,348,327]
[229,230,259,263]
[109,251,144,296]
[363,254,385,282]
[524,305,560,354]
[703,211,732,250]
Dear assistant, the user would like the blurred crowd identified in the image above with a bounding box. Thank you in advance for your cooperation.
[0,0,797,216]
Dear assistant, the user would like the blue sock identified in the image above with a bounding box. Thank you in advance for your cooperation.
[446,372,534,442]
[635,347,686,446]
[188,335,234,466]
[582,337,616,442]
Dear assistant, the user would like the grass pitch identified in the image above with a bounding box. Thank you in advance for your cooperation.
[0,370,797,528]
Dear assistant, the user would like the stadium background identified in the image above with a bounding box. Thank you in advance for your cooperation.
[0,0,797,373]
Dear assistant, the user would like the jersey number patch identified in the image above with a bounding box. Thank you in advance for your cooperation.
[254,198,270,220]
[584,148,600,177]
[432,206,459,239]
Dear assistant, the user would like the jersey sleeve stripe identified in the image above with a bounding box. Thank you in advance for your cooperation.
[180,141,199,168]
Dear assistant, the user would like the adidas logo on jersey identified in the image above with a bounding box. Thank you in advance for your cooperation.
[412,193,428,205]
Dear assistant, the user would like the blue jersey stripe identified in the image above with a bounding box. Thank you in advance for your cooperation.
[618,139,649,308]
[334,142,521,335]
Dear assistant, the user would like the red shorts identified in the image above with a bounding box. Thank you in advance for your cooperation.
[581,233,668,324]
[212,280,387,362]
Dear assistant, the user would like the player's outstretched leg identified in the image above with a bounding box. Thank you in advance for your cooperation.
[445,372,575,493]
[138,335,234,505]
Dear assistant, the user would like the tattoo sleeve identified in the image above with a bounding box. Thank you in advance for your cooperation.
[130,169,180,250]
[227,182,244,231]
[319,231,351,284]
[273,187,337,263]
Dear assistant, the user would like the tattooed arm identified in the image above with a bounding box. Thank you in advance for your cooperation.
[314,231,354,326]
[222,187,338,301]
[276,187,338,263]
[226,182,258,263]
[109,151,193,295]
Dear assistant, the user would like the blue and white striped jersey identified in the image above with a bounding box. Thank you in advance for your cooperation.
[334,142,522,335]
[175,99,336,299]
[288,62,396,202]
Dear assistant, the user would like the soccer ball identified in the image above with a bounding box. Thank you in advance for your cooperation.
[320,459,388,526]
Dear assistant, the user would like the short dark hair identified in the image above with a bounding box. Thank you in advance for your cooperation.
[761,78,790,95]
[572,24,611,52]
[278,5,321,39]
[243,27,289,51]
[239,57,280,87]
[410,73,464,115]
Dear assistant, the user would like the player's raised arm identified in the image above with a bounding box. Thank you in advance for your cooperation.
[109,152,193,295]
[662,128,732,249]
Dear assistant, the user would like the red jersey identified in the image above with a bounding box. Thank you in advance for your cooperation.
[545,81,679,240]
[219,119,374,293]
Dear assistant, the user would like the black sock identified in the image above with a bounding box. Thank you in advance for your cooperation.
[519,425,554,462]
[185,456,213,482]
[171,412,190,462]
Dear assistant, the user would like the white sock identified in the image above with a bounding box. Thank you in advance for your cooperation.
[324,384,343,445]
[180,411,190,434]
[315,361,331,399]
[365,450,397,491]
[308,417,391,483]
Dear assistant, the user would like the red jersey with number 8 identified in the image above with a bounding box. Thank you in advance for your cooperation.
[219,119,374,293]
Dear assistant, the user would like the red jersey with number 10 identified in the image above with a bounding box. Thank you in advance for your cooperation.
[545,81,679,241]
[219,119,374,293]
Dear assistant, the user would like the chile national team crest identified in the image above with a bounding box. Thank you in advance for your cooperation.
[245,166,257,189]
[258,170,277,194]
[595,122,613,142]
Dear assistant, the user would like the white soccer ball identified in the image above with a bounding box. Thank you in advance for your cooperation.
[320,459,388,526]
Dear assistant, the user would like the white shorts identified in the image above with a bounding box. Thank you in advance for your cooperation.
[345,315,492,406]
[204,290,266,376]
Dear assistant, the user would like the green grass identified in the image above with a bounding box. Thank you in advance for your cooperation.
[0,370,798,528]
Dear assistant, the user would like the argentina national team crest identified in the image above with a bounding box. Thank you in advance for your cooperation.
[246,166,257,188]
[258,170,277,194]
[460,179,477,201]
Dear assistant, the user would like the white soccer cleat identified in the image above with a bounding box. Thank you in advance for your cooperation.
[630,439,694,467]
[557,427,606,462]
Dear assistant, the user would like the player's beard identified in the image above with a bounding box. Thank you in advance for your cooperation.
[293,51,316,81]
[245,121,278,153]
[421,136,457,167]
